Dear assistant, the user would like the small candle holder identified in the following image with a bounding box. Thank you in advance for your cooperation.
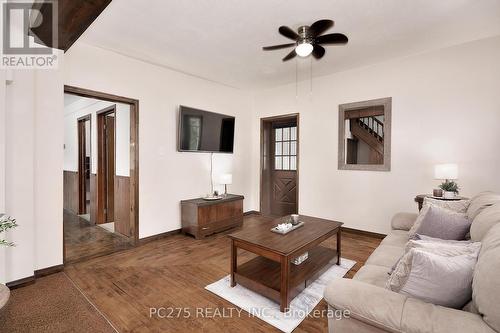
[433,189,443,197]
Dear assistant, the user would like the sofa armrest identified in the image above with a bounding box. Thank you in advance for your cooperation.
[391,212,418,231]
[325,279,495,333]
[325,278,406,332]
[401,298,495,333]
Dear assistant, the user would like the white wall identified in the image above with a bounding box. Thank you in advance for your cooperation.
[1,56,64,283]
[0,70,6,283]
[63,96,130,177]
[64,42,254,238]
[33,57,64,271]
[251,36,500,234]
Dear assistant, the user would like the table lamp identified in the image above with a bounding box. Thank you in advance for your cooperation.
[434,164,459,199]
[219,174,233,197]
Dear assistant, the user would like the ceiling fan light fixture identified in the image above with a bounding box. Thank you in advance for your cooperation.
[295,41,313,57]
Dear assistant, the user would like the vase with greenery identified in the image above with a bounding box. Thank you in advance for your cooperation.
[1,215,17,310]
[0,215,17,247]
[439,180,460,198]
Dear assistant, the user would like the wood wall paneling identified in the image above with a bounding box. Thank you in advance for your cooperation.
[63,171,78,214]
[90,173,97,224]
[114,176,131,237]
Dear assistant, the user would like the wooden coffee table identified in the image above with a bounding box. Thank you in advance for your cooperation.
[228,215,343,312]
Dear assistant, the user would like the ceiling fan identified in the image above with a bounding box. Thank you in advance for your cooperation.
[262,19,348,61]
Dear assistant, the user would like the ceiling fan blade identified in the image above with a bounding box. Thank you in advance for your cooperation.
[316,33,348,45]
[312,44,325,59]
[309,19,334,37]
[282,49,296,61]
[279,26,299,40]
[262,43,296,51]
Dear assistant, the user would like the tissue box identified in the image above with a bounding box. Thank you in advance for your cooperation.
[292,252,308,265]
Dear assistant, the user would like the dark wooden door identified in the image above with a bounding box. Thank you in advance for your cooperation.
[271,170,297,216]
[104,114,115,223]
[77,115,91,215]
[261,116,299,217]
[97,106,116,225]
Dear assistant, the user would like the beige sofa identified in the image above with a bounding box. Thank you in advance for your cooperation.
[325,192,500,333]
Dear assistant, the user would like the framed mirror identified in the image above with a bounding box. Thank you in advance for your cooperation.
[338,97,391,171]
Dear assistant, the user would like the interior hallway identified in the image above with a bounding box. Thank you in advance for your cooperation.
[64,210,132,264]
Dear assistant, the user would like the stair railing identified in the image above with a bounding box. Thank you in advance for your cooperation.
[358,116,384,139]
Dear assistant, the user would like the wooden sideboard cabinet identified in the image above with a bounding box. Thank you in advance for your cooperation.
[181,194,244,239]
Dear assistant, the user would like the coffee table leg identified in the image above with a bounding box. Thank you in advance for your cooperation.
[230,239,237,287]
[280,256,290,312]
[337,228,342,265]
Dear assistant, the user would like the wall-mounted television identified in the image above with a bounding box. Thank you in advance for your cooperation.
[178,105,235,153]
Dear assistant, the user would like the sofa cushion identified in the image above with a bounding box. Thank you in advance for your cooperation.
[413,205,471,240]
[381,230,409,248]
[471,202,500,242]
[467,191,500,220]
[365,245,403,268]
[353,264,391,288]
[472,223,500,332]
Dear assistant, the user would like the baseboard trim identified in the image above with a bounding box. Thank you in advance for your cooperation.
[342,227,386,239]
[35,264,64,278]
[6,275,35,289]
[139,228,182,245]
[6,264,65,290]
[243,210,261,216]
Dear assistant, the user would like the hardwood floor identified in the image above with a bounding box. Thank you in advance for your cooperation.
[64,210,132,264]
[63,214,381,332]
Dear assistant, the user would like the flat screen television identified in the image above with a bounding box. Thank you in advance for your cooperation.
[178,105,235,153]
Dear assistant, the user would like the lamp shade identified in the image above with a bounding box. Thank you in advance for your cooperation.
[219,173,233,185]
[434,164,458,180]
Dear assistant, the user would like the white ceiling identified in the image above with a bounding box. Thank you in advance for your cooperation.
[64,94,102,115]
[64,93,81,107]
[78,0,500,89]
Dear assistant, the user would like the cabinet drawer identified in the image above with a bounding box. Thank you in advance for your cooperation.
[198,216,243,236]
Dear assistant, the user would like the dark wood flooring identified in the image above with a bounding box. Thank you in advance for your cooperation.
[64,210,132,264]
[64,214,382,332]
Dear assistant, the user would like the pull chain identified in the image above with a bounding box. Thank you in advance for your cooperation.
[295,57,298,99]
[310,56,313,96]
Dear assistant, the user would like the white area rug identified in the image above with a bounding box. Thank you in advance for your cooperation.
[205,258,356,333]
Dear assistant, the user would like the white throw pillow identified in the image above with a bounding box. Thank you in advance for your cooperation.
[408,198,470,239]
[404,238,481,256]
[400,249,477,308]
[387,242,481,309]
[424,197,470,213]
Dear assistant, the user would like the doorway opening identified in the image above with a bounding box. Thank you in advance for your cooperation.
[260,114,299,217]
[63,86,139,264]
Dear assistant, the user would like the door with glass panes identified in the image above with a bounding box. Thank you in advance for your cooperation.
[270,122,298,216]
